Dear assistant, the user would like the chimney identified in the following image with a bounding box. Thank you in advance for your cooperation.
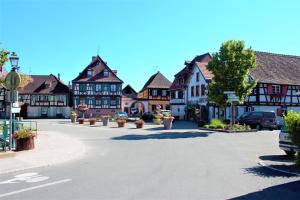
[112,70,117,75]
[58,73,61,80]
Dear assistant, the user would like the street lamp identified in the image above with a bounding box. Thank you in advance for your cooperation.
[9,52,19,70]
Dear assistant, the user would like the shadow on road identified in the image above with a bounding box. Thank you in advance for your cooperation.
[259,155,294,163]
[243,166,296,178]
[230,180,300,200]
[111,131,210,140]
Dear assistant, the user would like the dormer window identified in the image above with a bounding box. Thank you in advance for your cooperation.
[87,69,93,77]
[103,69,109,77]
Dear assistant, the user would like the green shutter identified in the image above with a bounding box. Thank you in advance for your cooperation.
[92,84,96,92]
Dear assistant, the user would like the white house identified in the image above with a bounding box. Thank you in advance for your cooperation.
[170,53,211,120]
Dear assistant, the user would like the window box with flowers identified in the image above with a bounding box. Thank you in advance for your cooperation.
[14,130,36,151]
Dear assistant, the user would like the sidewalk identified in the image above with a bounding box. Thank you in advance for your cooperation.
[0,131,86,174]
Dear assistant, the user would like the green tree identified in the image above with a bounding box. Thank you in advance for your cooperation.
[284,110,300,165]
[207,40,257,107]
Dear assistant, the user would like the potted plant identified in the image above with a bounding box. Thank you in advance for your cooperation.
[70,111,77,123]
[77,104,89,119]
[89,118,96,125]
[152,106,163,125]
[14,129,36,151]
[117,117,127,127]
[101,115,110,126]
[163,113,174,130]
[78,118,84,124]
[135,119,145,128]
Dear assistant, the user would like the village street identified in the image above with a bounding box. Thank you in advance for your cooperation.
[0,120,299,200]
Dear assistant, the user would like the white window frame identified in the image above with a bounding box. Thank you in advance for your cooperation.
[111,84,116,92]
[152,89,158,96]
[272,85,281,94]
[103,69,109,77]
[162,90,167,96]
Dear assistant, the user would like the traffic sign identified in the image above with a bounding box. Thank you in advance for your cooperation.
[4,71,21,90]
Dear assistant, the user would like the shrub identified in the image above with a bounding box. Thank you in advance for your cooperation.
[284,110,300,165]
[14,130,35,140]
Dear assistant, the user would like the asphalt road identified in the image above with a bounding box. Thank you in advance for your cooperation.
[0,120,299,200]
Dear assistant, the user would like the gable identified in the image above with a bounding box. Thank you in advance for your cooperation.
[72,56,123,83]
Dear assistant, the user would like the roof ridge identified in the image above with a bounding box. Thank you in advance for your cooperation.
[255,51,300,59]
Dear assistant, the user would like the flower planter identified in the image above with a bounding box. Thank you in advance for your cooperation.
[136,124,143,128]
[163,118,174,130]
[89,120,96,125]
[117,121,126,127]
[153,118,162,125]
[135,119,145,129]
[16,137,35,151]
[78,118,84,124]
[71,115,77,123]
[102,117,109,126]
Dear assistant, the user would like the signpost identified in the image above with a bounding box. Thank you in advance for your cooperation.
[4,70,21,150]
[224,91,239,126]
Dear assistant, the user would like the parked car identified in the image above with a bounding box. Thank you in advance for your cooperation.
[279,126,298,156]
[115,112,128,120]
[237,111,277,130]
[141,112,154,121]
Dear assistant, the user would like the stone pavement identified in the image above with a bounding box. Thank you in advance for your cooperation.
[0,131,86,174]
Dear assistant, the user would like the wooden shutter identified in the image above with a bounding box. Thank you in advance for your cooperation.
[282,85,288,96]
[267,84,273,95]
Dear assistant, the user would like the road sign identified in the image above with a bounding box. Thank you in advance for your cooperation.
[12,107,21,113]
[4,71,21,90]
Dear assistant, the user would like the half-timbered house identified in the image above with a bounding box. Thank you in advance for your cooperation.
[122,84,138,115]
[203,51,300,121]
[72,55,123,117]
[138,71,171,113]
[170,53,211,120]
[18,74,72,118]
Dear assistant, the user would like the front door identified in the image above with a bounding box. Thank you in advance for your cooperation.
[20,103,28,119]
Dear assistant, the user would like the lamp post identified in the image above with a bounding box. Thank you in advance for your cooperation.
[8,52,19,150]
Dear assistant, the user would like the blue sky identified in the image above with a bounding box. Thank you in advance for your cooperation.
[1,0,300,91]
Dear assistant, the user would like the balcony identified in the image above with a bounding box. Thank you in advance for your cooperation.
[170,98,185,104]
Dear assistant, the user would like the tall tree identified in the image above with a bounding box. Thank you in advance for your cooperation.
[207,40,257,107]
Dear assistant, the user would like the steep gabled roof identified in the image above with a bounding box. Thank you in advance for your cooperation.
[140,71,172,92]
[122,84,137,98]
[251,51,300,85]
[72,55,123,83]
[170,53,212,90]
[196,62,213,81]
[19,74,70,94]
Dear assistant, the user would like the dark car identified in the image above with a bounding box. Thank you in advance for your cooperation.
[237,111,277,130]
[141,112,154,121]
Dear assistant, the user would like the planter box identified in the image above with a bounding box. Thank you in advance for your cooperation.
[71,116,77,123]
[90,121,96,125]
[78,119,84,124]
[136,124,143,129]
[102,117,109,126]
[163,118,173,130]
[16,137,35,151]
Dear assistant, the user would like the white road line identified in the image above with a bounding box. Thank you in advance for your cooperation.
[0,179,72,198]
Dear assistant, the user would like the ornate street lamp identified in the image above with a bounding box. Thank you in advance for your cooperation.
[9,52,19,70]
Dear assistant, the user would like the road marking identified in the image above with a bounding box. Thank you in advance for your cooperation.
[0,172,49,184]
[0,179,72,198]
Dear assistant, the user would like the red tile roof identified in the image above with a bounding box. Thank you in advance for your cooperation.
[72,56,123,83]
[19,74,70,94]
[140,71,171,92]
[251,51,300,85]
[196,62,213,81]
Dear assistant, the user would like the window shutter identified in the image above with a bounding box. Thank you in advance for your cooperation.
[267,85,273,95]
[282,85,288,96]
[92,84,96,92]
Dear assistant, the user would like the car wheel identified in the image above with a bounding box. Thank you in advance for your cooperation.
[285,151,296,156]
[256,124,262,130]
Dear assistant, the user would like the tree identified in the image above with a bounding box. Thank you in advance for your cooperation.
[207,40,257,107]
[0,47,32,89]
[284,110,300,165]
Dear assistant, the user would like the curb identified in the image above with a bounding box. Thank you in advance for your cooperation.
[199,127,257,133]
[0,151,16,159]
[258,161,300,176]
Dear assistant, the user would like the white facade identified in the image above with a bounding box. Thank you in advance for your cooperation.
[27,106,71,118]
[187,63,209,106]
[170,88,187,120]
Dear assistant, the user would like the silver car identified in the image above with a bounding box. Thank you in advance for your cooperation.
[279,127,298,156]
